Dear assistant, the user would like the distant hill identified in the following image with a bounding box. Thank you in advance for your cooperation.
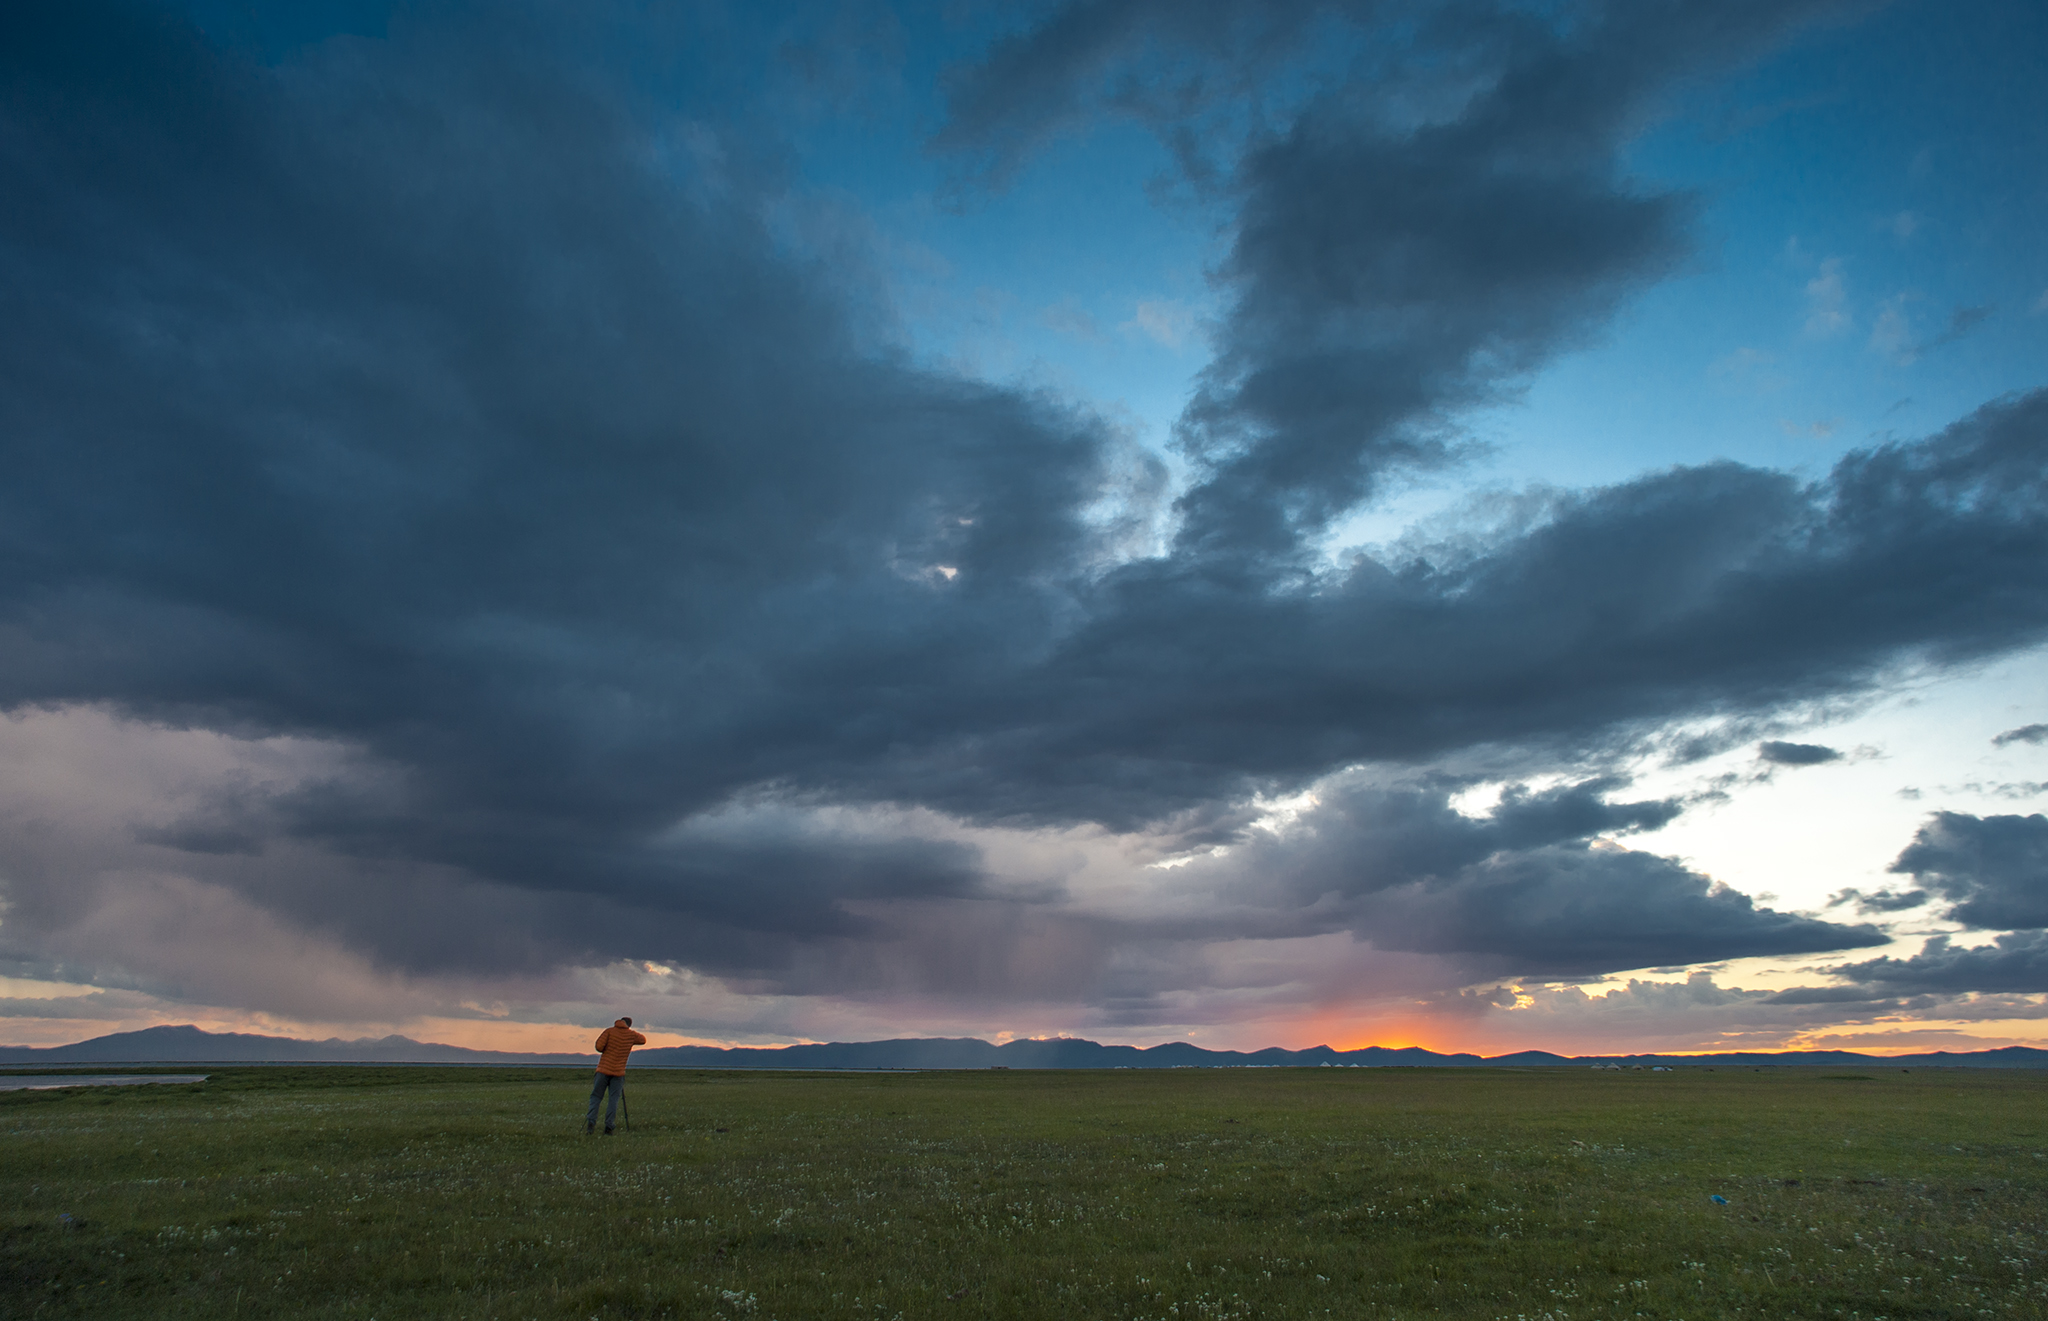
[0,1024,587,1066]
[634,1038,1505,1070]
[3,1024,2045,1070]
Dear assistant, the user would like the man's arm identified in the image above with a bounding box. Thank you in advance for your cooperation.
[625,1029,647,1046]
[594,1028,611,1053]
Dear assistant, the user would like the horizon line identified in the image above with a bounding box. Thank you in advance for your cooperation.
[1,1023,2037,1062]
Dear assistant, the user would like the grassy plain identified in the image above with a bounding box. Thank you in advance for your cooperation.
[3,1064,2045,1320]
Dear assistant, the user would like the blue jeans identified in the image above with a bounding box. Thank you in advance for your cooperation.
[586,1072,624,1131]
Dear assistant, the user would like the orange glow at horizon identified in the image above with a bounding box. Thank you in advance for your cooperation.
[1278,1007,1463,1055]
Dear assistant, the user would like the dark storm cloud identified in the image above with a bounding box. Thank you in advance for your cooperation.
[1834,930,2048,995]
[940,0,1862,558]
[0,0,1110,947]
[1826,886,1930,913]
[1758,740,1842,766]
[0,0,2038,994]
[756,780,1887,1003]
[1365,845,1881,974]
[748,780,1886,997]
[1993,723,2048,747]
[1171,778,1882,975]
[1229,778,1687,902]
[1886,812,2048,931]
[992,391,2048,829]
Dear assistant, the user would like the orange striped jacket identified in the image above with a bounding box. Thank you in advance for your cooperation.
[594,1020,646,1076]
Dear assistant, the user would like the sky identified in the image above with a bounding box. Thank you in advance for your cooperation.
[2,0,2046,1057]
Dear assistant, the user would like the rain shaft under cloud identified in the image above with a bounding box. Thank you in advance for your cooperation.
[1,0,2045,1044]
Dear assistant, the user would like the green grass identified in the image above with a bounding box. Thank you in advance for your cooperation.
[4,1064,2045,1320]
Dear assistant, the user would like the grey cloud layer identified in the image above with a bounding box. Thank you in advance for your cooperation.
[1836,931,2048,997]
[1888,812,2048,932]
[1169,778,1882,977]
[0,1,2037,1005]
[1758,741,1842,766]
[1822,812,2048,995]
[942,0,1860,559]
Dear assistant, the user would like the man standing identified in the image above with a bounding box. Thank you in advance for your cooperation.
[586,1016,646,1135]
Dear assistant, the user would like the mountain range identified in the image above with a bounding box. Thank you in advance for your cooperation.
[3,1024,2046,1070]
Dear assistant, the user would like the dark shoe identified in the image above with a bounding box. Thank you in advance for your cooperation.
[585,1122,595,1135]
[603,1128,615,1136]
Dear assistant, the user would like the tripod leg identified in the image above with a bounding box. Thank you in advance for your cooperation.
[621,1087,629,1132]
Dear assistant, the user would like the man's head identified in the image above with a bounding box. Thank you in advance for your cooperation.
[617,1017,632,1028]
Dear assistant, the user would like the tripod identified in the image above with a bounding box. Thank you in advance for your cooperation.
[619,1087,630,1132]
